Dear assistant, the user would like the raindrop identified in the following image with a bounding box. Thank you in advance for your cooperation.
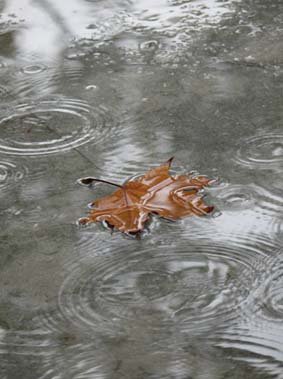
[11,60,83,97]
[236,133,283,170]
[21,64,47,75]
[214,252,283,377]
[0,96,118,156]
[37,234,278,337]
[0,160,27,194]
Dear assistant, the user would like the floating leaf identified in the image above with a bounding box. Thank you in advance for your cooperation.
[77,158,214,235]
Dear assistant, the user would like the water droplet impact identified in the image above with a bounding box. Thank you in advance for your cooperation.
[213,183,283,215]
[0,160,27,194]
[236,133,283,170]
[12,60,84,97]
[214,252,283,376]
[0,97,117,156]
[260,261,283,320]
[21,64,47,74]
[37,234,278,338]
[0,85,9,98]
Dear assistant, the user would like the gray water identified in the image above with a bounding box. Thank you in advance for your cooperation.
[0,0,283,378]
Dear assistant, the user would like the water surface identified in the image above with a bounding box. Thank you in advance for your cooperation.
[0,0,283,378]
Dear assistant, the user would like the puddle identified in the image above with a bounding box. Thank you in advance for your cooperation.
[0,0,283,378]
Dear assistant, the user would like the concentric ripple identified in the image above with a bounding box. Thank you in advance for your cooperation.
[38,236,276,337]
[0,97,117,156]
[0,330,53,357]
[0,160,27,194]
[0,85,9,98]
[212,183,283,218]
[235,133,283,170]
[177,182,282,241]
[12,60,85,97]
[212,252,283,378]
[260,258,283,321]
[21,64,47,75]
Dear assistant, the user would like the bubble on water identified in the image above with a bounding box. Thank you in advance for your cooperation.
[66,51,88,60]
[85,84,98,90]
[0,96,118,156]
[120,0,234,64]
[139,40,159,52]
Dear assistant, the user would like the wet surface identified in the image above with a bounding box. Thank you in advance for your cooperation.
[0,0,283,378]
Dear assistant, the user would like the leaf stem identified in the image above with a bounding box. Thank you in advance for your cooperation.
[78,177,123,188]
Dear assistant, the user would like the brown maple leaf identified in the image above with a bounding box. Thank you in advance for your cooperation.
[77,157,214,235]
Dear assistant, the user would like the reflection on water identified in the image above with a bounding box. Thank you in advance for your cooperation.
[2,0,93,60]
[0,0,283,378]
